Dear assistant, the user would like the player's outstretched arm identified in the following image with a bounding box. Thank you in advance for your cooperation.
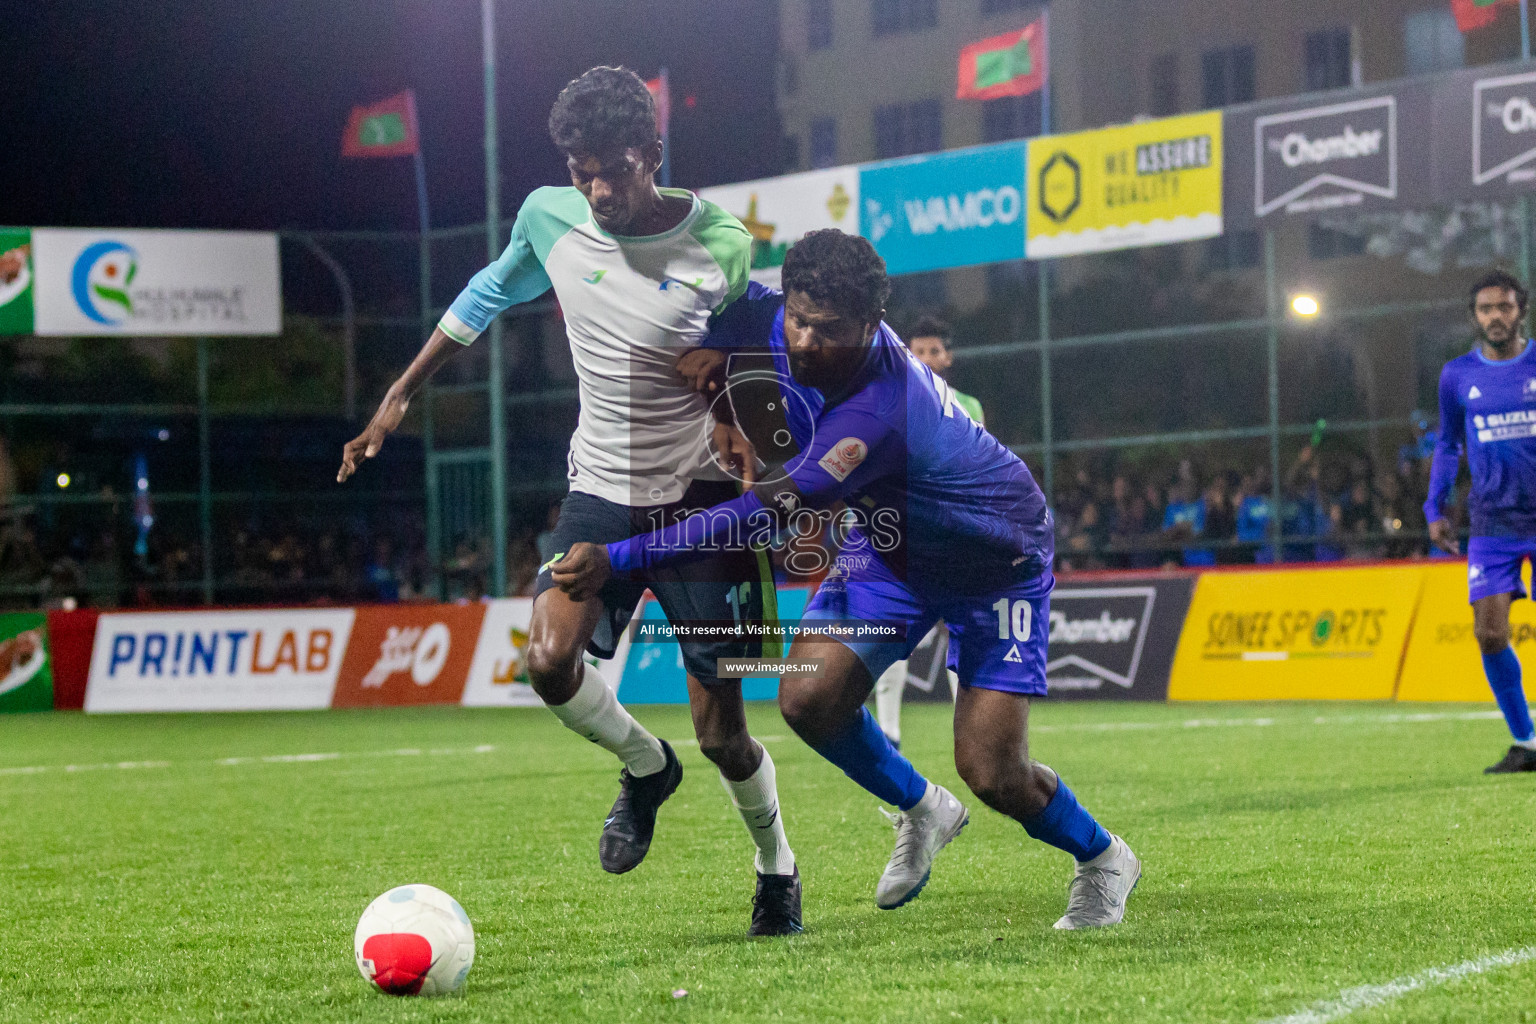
[1422,366,1465,554]
[337,328,461,483]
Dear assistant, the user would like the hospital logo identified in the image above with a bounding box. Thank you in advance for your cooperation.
[72,240,138,325]
[818,437,868,482]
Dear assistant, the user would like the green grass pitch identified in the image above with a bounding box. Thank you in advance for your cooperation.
[3,700,1535,1023]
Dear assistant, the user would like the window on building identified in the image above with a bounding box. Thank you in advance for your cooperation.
[782,135,802,173]
[982,94,1044,142]
[1307,223,1367,261]
[1201,230,1261,273]
[810,118,838,169]
[981,0,1030,13]
[873,98,943,158]
[1304,27,1352,91]
[889,271,947,309]
[1404,8,1465,76]
[1150,53,1180,117]
[1201,44,1256,108]
[873,0,938,37]
[807,0,833,50]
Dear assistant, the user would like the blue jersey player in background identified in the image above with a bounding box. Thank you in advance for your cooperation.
[553,230,1141,929]
[1426,270,1536,774]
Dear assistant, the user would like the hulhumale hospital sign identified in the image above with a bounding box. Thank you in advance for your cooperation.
[0,228,281,336]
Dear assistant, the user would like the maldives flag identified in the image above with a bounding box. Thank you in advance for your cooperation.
[1452,0,1517,32]
[646,73,671,138]
[957,21,1045,101]
[342,91,420,158]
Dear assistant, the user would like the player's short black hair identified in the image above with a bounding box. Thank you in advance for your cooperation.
[908,314,951,345]
[781,229,890,325]
[548,66,658,157]
[1468,269,1529,313]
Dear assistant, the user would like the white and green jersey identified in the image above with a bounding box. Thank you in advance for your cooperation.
[440,186,750,506]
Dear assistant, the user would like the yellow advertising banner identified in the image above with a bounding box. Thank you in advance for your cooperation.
[1398,561,1536,702]
[1026,110,1223,258]
[1168,566,1427,701]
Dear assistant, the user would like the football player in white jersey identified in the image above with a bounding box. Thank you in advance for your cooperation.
[339,67,800,935]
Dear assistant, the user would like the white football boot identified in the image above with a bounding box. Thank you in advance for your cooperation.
[875,784,969,909]
[1053,833,1141,930]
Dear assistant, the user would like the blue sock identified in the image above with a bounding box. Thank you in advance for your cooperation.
[1022,778,1112,862]
[811,707,929,810]
[1483,647,1535,743]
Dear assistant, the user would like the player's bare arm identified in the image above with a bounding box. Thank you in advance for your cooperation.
[337,328,461,483]
[1428,517,1459,556]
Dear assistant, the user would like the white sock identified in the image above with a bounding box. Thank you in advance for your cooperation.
[1517,737,1536,751]
[909,780,942,818]
[874,659,906,744]
[720,745,795,876]
[546,663,667,777]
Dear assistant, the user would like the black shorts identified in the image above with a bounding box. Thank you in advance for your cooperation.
[534,479,778,681]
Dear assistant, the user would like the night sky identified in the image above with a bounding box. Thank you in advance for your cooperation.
[1,0,782,233]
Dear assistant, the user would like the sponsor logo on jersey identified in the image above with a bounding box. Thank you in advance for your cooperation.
[817,437,868,482]
[1003,644,1023,663]
[1524,377,1536,396]
[582,270,606,284]
[658,276,704,291]
[1474,407,1536,442]
[1470,563,1484,582]
[1469,385,1483,399]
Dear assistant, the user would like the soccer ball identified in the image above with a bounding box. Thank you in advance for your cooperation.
[354,884,475,996]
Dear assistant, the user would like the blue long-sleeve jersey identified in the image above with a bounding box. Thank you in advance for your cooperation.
[1425,339,1536,538]
[607,284,1054,593]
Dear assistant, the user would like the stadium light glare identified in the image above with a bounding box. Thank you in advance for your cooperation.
[56,473,71,489]
[1291,294,1321,317]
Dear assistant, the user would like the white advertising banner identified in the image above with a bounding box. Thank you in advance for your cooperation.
[461,598,630,708]
[700,165,860,287]
[31,228,281,336]
[86,609,355,712]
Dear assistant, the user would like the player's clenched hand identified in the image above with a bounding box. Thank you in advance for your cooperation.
[713,421,758,486]
[550,542,612,602]
[676,347,727,394]
[338,385,410,483]
[1428,518,1460,556]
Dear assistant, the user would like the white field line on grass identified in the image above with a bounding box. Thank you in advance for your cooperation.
[1259,946,1536,1024]
[0,735,791,778]
[0,744,498,777]
[0,710,1492,777]
[1032,710,1503,735]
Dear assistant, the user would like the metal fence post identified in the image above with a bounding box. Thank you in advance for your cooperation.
[483,0,509,597]
[197,337,214,604]
[1264,229,1283,562]
[1038,260,1054,502]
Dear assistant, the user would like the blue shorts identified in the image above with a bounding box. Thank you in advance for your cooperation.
[1467,535,1536,604]
[801,550,1052,696]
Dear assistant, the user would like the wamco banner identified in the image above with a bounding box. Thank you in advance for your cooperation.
[858,141,1027,275]
[31,228,280,336]
[1026,111,1223,258]
[1225,79,1433,226]
[700,166,860,288]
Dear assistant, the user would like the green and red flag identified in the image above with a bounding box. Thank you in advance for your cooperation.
[645,73,671,139]
[342,90,420,159]
[957,21,1045,101]
[1452,0,1517,32]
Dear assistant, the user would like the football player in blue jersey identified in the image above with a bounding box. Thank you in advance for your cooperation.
[1427,270,1536,774]
[553,229,1140,928]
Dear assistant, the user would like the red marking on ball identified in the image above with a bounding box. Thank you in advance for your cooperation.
[362,933,433,996]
